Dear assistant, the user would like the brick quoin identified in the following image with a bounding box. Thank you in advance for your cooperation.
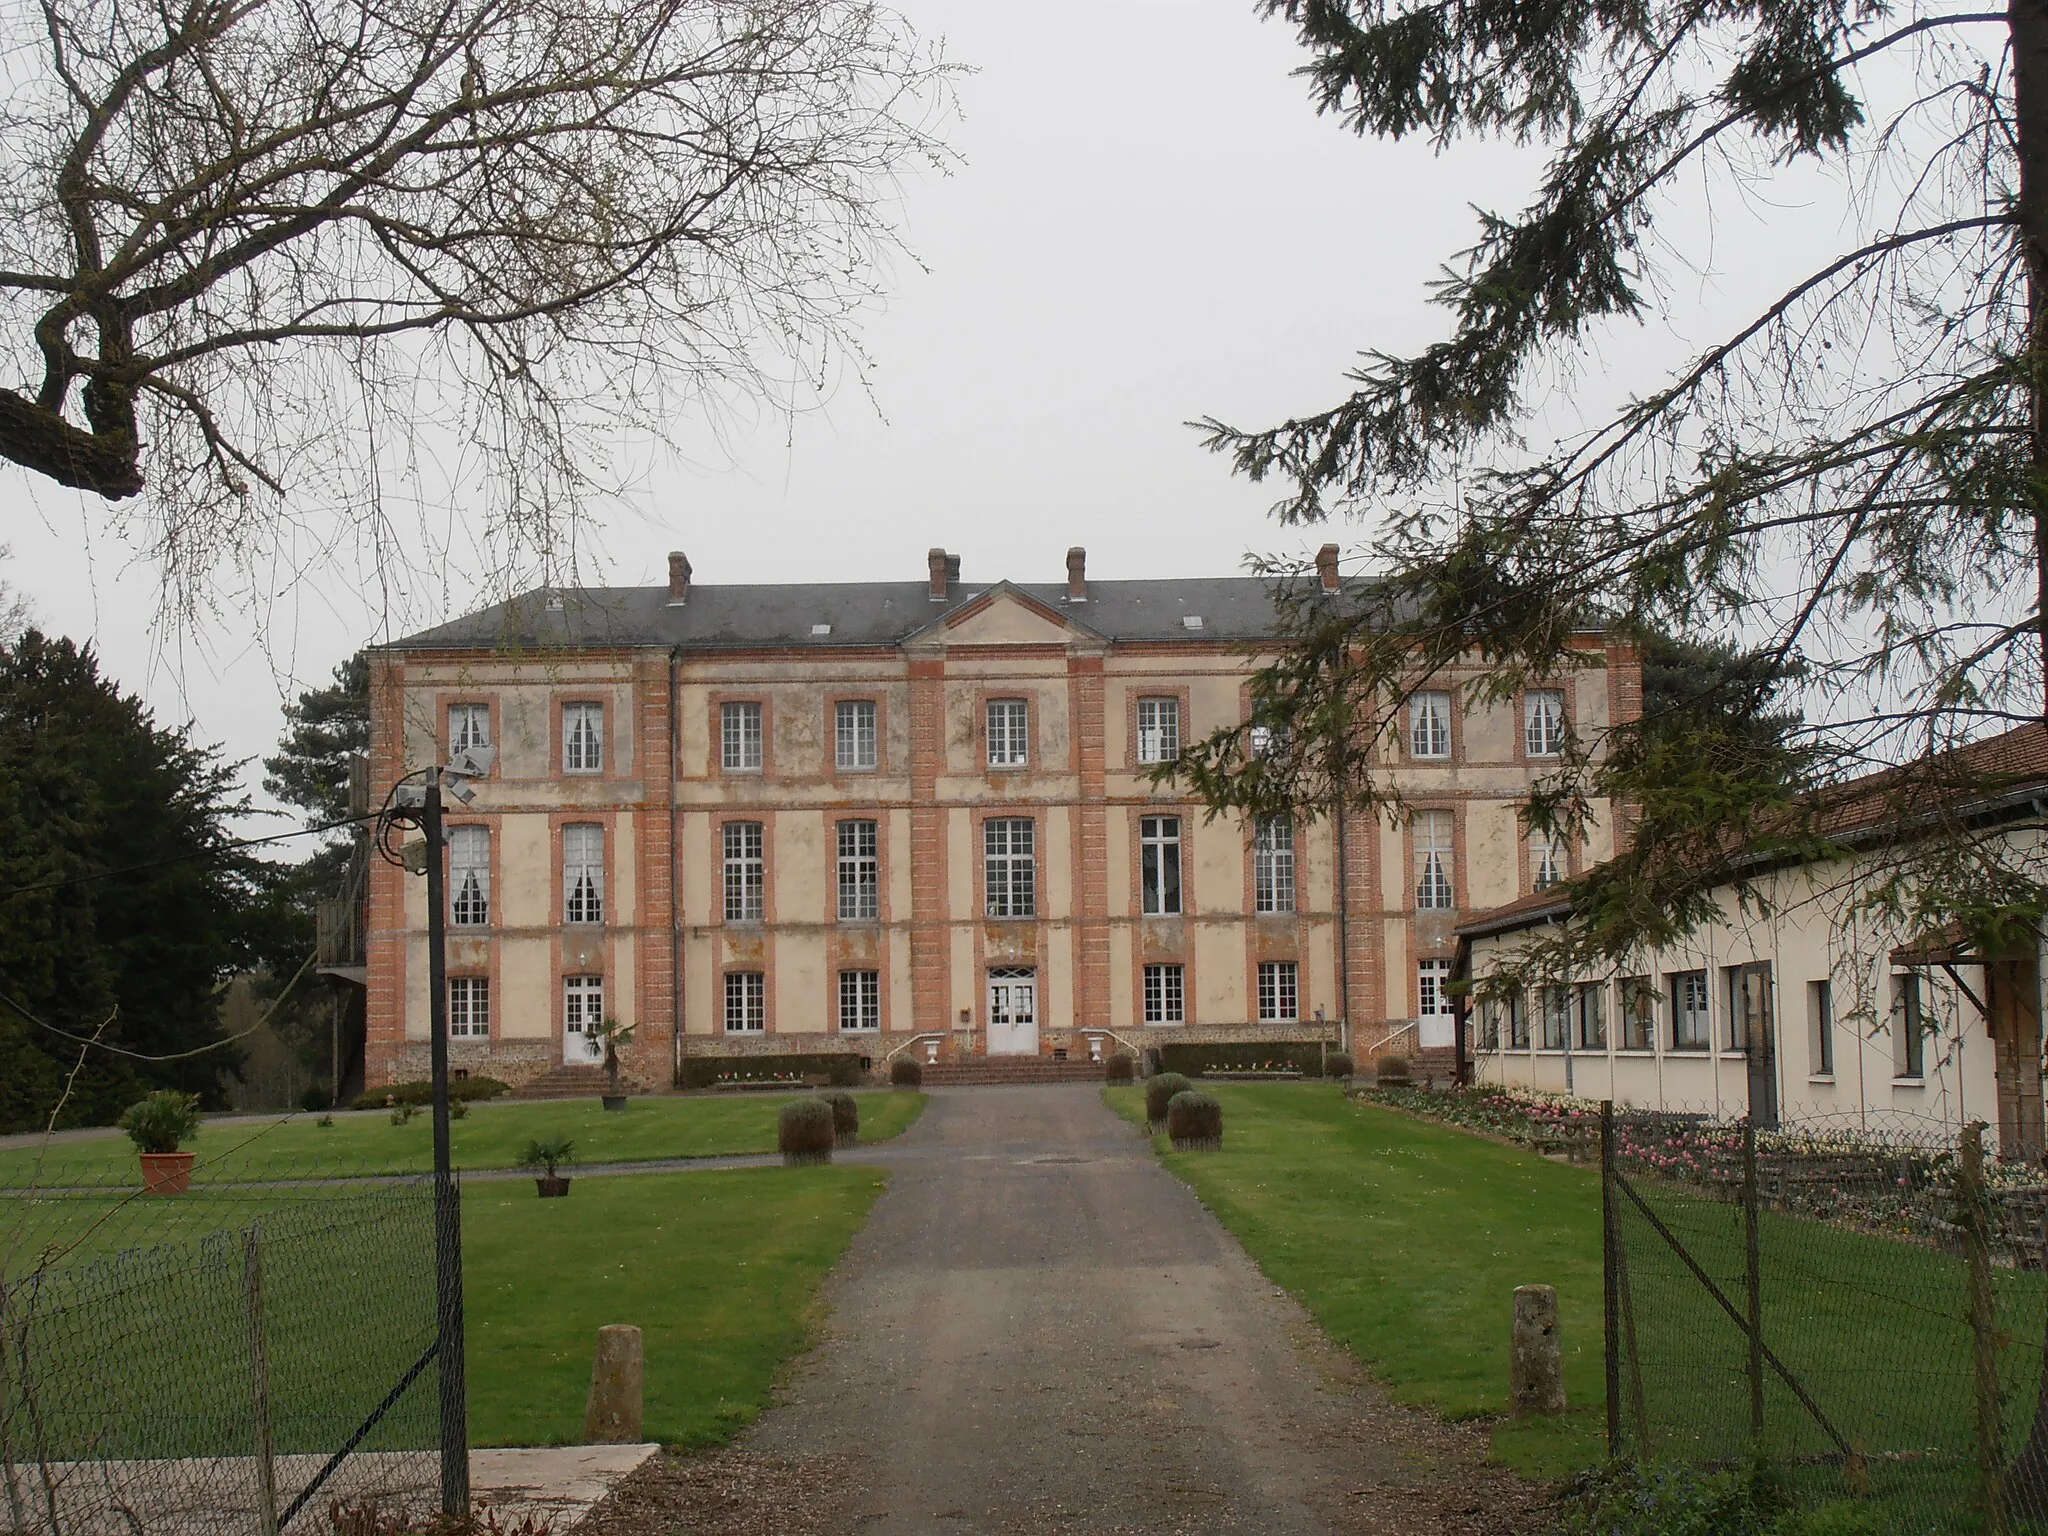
[907,658,950,1037]
[1068,654,1110,1031]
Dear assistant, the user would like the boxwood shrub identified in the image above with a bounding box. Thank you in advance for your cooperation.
[778,1098,836,1165]
[1166,1090,1223,1150]
[680,1054,866,1089]
[890,1056,923,1087]
[1143,1072,1191,1127]
[1103,1050,1136,1084]
[822,1089,860,1147]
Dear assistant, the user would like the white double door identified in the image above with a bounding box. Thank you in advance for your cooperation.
[986,969,1039,1056]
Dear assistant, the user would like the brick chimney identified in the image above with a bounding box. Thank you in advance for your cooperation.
[927,547,950,602]
[667,550,691,604]
[1066,546,1087,602]
[1315,542,1340,592]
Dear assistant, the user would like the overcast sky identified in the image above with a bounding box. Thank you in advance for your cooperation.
[0,0,1845,841]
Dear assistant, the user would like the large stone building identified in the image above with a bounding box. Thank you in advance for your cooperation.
[363,545,1640,1089]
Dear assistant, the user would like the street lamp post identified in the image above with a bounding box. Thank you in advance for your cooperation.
[420,774,469,1516]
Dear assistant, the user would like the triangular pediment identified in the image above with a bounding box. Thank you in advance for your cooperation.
[921,583,1099,646]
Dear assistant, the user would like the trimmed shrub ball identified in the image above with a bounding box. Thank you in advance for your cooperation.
[1326,1051,1355,1080]
[1104,1050,1137,1084]
[778,1098,836,1165]
[1374,1054,1412,1084]
[890,1055,924,1088]
[823,1089,860,1147]
[1166,1090,1223,1150]
[1144,1071,1191,1127]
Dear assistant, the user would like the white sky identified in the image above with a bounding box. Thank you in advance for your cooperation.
[0,0,1853,842]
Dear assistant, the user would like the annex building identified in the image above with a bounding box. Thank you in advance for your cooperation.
[363,545,1641,1090]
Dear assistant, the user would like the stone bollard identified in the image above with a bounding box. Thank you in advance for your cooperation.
[584,1324,645,1443]
[1509,1285,1566,1417]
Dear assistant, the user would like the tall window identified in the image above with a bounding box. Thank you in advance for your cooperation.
[449,977,490,1037]
[1249,721,1290,758]
[449,703,491,755]
[1144,963,1185,1023]
[987,699,1029,768]
[563,824,603,925]
[984,818,1036,917]
[1671,971,1710,1050]
[1480,997,1502,1051]
[1531,834,1564,891]
[1620,978,1656,1051]
[721,701,763,772]
[1140,815,1182,916]
[1728,963,1772,1052]
[725,971,765,1032]
[839,970,880,1031]
[1539,986,1571,1050]
[1508,992,1531,1049]
[1576,984,1607,1050]
[1893,973,1926,1078]
[1418,959,1454,1021]
[723,821,764,922]
[563,974,603,1044]
[1137,698,1181,763]
[449,825,489,926]
[1810,980,1835,1076]
[1254,815,1295,914]
[1525,690,1566,757]
[835,700,877,770]
[1257,961,1299,1022]
[837,819,879,921]
[564,702,604,773]
[1410,690,1451,759]
[1414,810,1454,910]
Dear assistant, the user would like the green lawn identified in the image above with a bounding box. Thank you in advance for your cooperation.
[0,1090,926,1187]
[464,1166,883,1447]
[1106,1082,1610,1478]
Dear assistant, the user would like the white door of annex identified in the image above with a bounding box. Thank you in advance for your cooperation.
[987,969,1038,1056]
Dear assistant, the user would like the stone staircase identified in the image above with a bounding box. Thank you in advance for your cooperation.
[511,1065,655,1100]
[919,1057,1111,1087]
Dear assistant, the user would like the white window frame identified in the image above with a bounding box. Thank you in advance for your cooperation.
[1139,814,1182,916]
[1409,690,1451,760]
[1414,810,1454,910]
[1525,690,1566,758]
[724,971,766,1032]
[1418,959,1453,1021]
[449,976,490,1037]
[1143,963,1185,1024]
[563,823,603,925]
[1620,977,1656,1051]
[723,821,764,923]
[563,974,603,1038]
[1531,834,1564,891]
[1893,972,1927,1079]
[1576,984,1607,1050]
[1539,986,1571,1050]
[564,702,604,774]
[449,703,491,755]
[448,825,490,927]
[1257,961,1298,1022]
[1810,979,1835,1076]
[835,699,878,771]
[721,700,763,773]
[987,699,1029,769]
[984,817,1036,917]
[1137,698,1181,764]
[837,819,879,921]
[1253,815,1295,914]
[838,969,881,1032]
[1671,970,1710,1050]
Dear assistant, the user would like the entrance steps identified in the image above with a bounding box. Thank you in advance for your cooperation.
[920,1058,1109,1087]
[512,1065,653,1100]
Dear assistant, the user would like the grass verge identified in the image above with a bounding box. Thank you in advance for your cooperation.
[1106,1081,1606,1477]
[464,1166,882,1447]
[0,1091,926,1185]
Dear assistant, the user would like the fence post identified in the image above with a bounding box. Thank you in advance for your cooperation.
[1602,1101,1621,1457]
[1961,1122,2010,1535]
[245,1225,280,1536]
[0,1292,28,1536]
[1742,1119,1764,1443]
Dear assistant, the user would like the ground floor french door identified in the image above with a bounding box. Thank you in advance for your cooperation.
[563,974,605,1065]
[987,969,1038,1056]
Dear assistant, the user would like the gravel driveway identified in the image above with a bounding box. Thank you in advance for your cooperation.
[582,1084,1547,1536]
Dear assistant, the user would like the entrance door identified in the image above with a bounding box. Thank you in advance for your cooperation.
[563,975,605,1065]
[1732,964,1778,1129]
[1991,959,2045,1161]
[987,969,1038,1056]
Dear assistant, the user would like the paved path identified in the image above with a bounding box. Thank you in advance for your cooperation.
[588,1085,1540,1536]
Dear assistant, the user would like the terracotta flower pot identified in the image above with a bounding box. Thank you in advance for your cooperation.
[140,1151,195,1196]
[536,1175,571,1198]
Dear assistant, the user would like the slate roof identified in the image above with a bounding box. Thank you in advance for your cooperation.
[387,575,1336,652]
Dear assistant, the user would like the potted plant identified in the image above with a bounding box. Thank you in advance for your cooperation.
[119,1090,203,1195]
[594,1016,635,1110]
[520,1136,576,1196]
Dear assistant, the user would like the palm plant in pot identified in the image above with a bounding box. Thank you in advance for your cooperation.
[520,1136,576,1197]
[119,1090,203,1195]
[594,1016,635,1110]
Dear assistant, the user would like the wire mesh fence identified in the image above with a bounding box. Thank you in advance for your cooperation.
[1,1148,447,1535]
[1604,1103,2048,1535]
